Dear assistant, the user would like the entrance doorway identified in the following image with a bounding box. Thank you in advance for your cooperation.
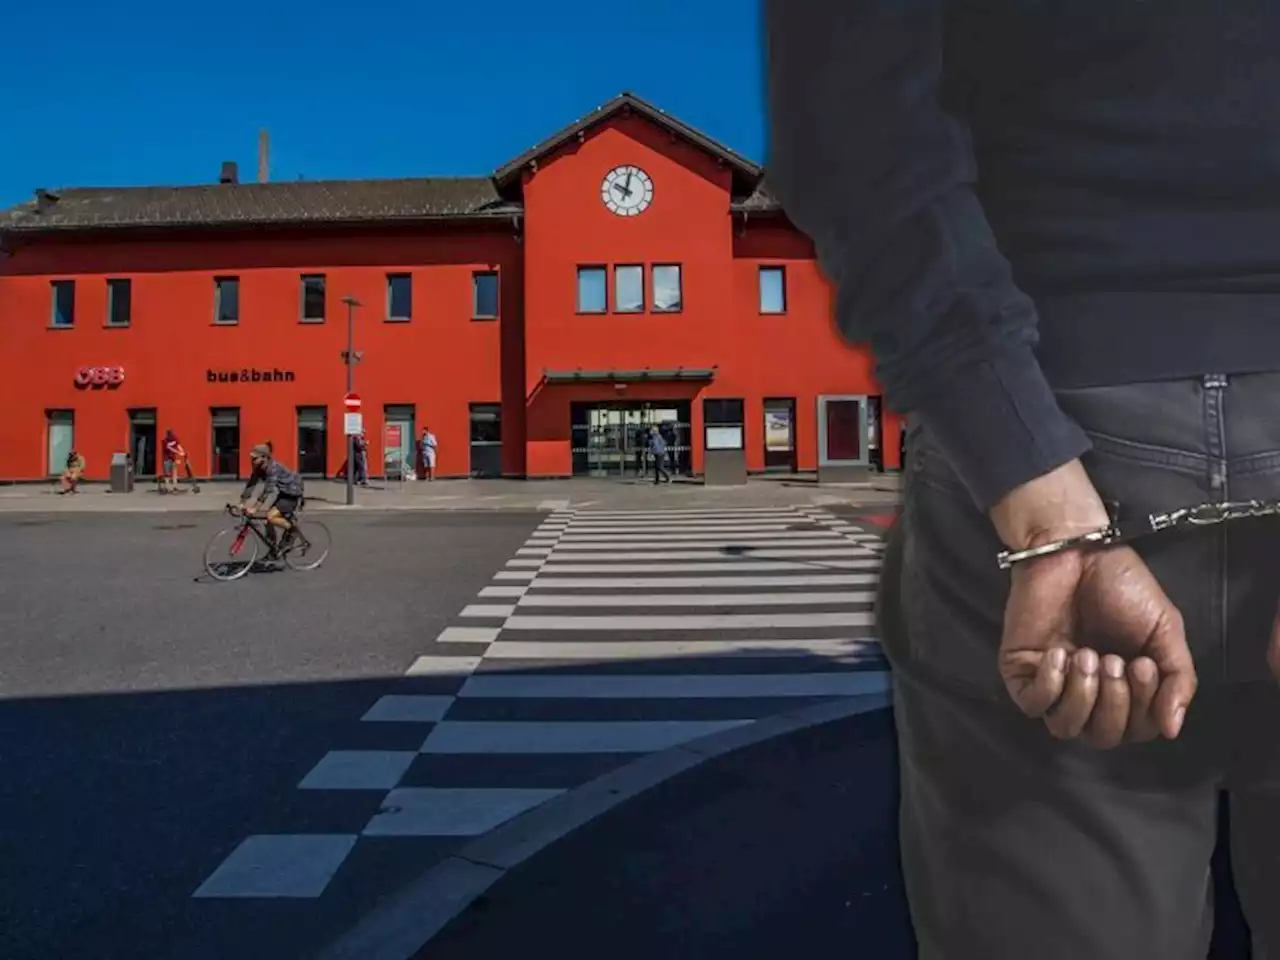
[469,403,503,478]
[211,408,240,478]
[297,406,328,477]
[763,398,796,472]
[47,410,74,476]
[128,408,157,477]
[570,401,691,478]
[817,394,872,481]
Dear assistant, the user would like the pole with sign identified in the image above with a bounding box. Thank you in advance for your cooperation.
[340,296,363,505]
[343,390,361,503]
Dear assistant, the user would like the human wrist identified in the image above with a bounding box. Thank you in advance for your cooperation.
[988,459,1110,551]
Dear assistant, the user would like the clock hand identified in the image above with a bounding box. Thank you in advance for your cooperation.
[612,181,632,198]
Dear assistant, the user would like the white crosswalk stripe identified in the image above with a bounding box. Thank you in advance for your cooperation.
[193,504,891,898]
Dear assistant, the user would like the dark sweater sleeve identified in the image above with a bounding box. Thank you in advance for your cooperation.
[764,0,1090,510]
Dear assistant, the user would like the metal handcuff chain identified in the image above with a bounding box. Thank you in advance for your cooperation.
[996,499,1280,570]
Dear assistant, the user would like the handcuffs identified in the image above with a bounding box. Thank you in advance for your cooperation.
[996,499,1280,570]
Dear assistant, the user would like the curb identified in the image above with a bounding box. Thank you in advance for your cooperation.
[315,690,893,960]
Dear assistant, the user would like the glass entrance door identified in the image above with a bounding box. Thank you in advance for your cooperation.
[129,408,157,477]
[297,406,328,477]
[383,404,415,479]
[570,401,690,478]
[47,411,74,476]
[211,408,240,478]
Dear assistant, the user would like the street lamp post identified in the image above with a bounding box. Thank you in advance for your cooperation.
[341,295,363,506]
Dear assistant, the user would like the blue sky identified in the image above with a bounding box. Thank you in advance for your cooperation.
[0,0,766,208]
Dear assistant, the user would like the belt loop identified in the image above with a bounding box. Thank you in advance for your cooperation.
[1204,373,1229,389]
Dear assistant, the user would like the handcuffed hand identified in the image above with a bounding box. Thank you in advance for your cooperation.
[990,459,1197,748]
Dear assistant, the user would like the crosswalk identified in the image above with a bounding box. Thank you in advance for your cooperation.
[192,505,888,899]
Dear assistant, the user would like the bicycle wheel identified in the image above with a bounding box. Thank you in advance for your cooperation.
[284,519,331,571]
[204,524,260,581]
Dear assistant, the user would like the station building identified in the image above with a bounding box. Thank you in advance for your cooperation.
[0,93,902,483]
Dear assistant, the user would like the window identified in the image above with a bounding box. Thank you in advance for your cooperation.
[50,281,75,328]
[614,265,644,313]
[386,273,412,321]
[704,397,745,451]
[301,274,326,322]
[47,410,74,476]
[759,266,787,314]
[473,270,499,319]
[214,277,240,324]
[576,266,607,313]
[652,264,683,312]
[106,279,132,327]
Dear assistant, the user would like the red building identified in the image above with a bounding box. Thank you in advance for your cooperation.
[0,93,902,483]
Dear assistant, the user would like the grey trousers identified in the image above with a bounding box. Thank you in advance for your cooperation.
[880,373,1280,960]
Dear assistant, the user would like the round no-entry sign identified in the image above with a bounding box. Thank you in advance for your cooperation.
[343,392,361,411]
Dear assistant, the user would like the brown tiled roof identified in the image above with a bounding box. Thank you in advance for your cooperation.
[493,92,763,190]
[0,177,520,234]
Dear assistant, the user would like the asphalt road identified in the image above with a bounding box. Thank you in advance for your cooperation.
[0,509,540,960]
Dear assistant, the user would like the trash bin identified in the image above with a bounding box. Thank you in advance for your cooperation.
[109,452,133,493]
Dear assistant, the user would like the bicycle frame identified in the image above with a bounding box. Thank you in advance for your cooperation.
[225,505,296,558]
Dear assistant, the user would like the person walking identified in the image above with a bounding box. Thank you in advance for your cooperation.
[648,425,670,485]
[767,4,1280,959]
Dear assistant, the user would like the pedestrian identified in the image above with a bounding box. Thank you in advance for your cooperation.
[161,429,184,493]
[420,427,437,481]
[648,425,670,485]
[354,431,369,486]
[660,420,678,476]
[58,449,85,494]
[766,4,1280,959]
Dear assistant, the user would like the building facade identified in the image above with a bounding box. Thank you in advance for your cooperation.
[0,93,903,483]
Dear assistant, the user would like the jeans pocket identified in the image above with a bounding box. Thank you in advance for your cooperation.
[895,425,1010,701]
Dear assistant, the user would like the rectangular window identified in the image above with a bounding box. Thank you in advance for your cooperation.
[301,274,326,322]
[704,397,745,451]
[51,280,75,328]
[214,276,240,324]
[472,270,499,319]
[576,266,607,313]
[386,273,412,321]
[106,278,132,327]
[613,265,644,313]
[652,264,683,312]
[47,410,74,476]
[759,266,787,314]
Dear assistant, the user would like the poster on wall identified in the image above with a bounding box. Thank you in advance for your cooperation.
[765,410,793,451]
[384,424,404,480]
[706,426,744,451]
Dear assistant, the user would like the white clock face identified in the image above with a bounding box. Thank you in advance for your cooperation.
[601,165,653,216]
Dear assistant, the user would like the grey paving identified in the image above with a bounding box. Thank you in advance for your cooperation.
[0,509,540,960]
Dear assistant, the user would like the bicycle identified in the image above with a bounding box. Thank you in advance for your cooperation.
[203,502,331,581]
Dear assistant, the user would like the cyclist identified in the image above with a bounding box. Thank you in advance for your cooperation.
[238,443,305,558]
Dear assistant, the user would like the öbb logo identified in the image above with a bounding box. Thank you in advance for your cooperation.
[74,365,125,388]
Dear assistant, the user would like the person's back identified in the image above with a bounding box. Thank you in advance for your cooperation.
[768,5,1280,959]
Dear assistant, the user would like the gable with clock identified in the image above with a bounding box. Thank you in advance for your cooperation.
[601,164,653,216]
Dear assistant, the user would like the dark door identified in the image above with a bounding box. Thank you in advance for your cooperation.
[297,407,328,477]
[763,398,797,472]
[212,408,240,478]
[469,403,502,477]
[128,409,157,477]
